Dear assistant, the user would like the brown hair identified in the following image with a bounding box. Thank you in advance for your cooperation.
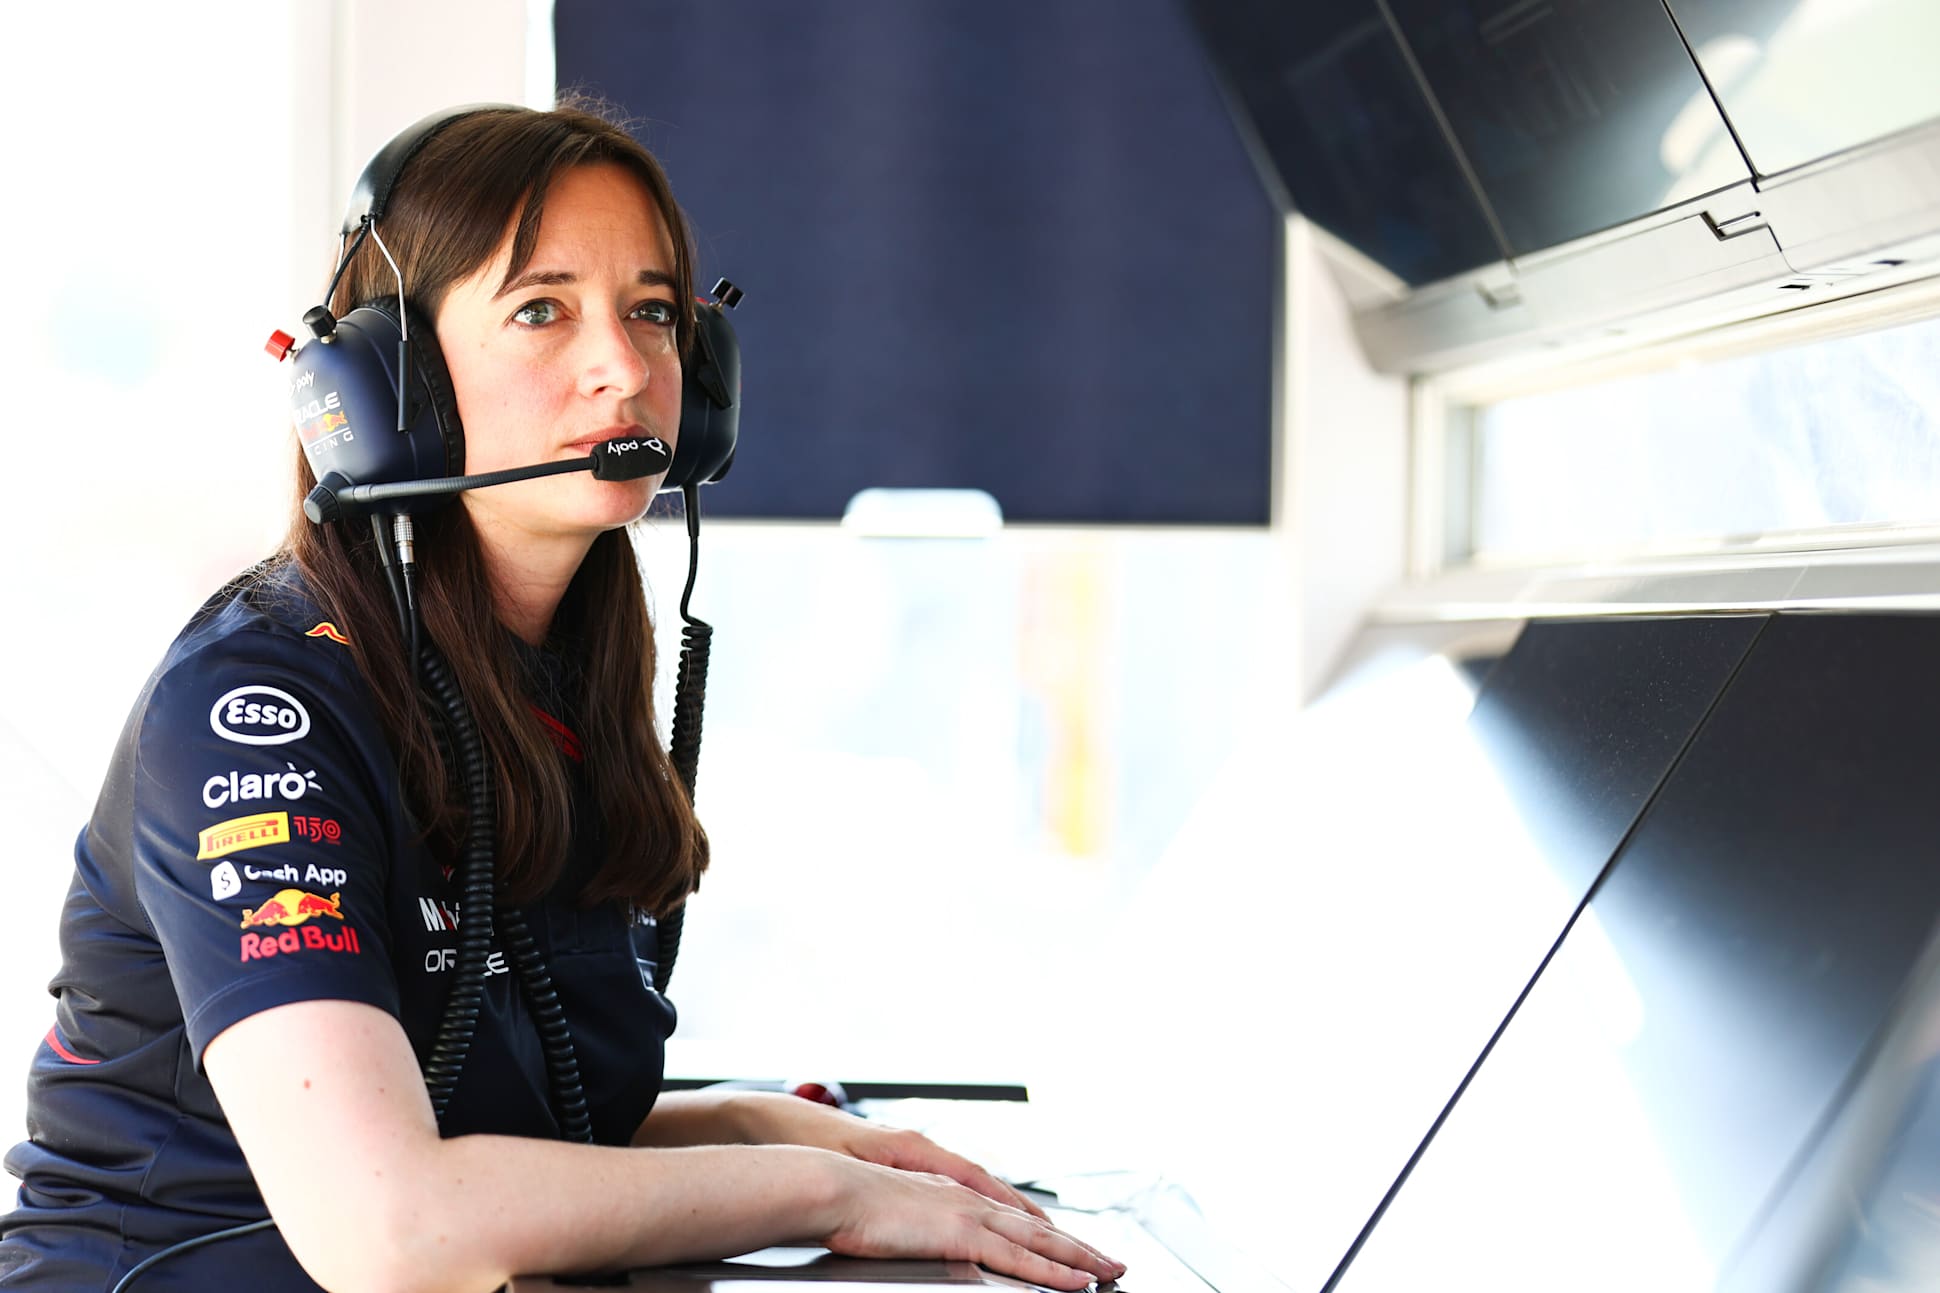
[282,102,706,913]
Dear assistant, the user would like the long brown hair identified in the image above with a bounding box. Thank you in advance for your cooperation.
[282,102,706,913]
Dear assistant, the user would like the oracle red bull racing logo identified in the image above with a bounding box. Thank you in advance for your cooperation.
[238,889,362,961]
[294,391,353,455]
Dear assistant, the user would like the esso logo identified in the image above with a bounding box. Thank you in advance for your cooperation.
[210,685,312,746]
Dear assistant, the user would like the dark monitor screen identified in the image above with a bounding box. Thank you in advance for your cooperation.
[1331,613,1940,1291]
[1093,614,1757,1293]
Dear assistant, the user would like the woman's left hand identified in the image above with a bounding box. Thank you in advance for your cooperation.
[734,1091,1047,1220]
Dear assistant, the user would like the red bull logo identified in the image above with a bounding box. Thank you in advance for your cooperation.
[240,922,361,962]
[304,621,351,645]
[239,888,343,929]
[197,812,290,860]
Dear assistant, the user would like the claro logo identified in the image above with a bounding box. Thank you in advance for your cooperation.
[210,686,311,745]
[204,763,319,809]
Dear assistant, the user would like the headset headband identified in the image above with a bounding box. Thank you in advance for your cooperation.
[341,102,519,236]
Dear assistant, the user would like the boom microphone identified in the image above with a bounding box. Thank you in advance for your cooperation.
[588,435,673,480]
[304,436,672,524]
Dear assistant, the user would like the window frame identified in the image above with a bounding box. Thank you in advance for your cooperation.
[1404,269,1940,608]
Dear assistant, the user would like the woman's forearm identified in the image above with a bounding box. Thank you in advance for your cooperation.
[377,1138,843,1293]
[630,1088,766,1147]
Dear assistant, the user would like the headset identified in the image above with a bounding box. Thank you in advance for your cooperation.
[272,102,741,520]
[115,104,744,1293]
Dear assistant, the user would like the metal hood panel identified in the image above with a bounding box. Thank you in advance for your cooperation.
[1355,122,1940,373]
[1188,0,1940,373]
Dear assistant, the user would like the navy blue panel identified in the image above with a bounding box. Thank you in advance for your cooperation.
[1386,0,1751,255]
[556,0,1276,524]
[1184,0,1507,287]
[1722,953,1940,1292]
[1334,613,1940,1290]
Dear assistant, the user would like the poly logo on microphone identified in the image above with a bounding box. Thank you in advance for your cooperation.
[592,436,671,480]
[607,437,665,456]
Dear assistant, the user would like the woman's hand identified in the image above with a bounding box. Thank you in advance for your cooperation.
[733,1091,1047,1219]
[823,1155,1125,1291]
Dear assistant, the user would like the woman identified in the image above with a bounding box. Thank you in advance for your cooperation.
[0,103,1124,1292]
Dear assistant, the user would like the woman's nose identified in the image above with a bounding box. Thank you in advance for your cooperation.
[578,314,652,398]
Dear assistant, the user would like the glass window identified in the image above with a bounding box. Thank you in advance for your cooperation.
[1668,0,1940,177]
[632,521,1289,1082]
[2,2,297,1150]
[1461,308,1940,561]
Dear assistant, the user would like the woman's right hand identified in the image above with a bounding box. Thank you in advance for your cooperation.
[822,1156,1126,1290]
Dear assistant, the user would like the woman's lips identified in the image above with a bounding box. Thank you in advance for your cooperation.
[567,427,650,455]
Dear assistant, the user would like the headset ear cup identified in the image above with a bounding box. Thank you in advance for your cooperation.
[361,297,465,479]
[668,302,740,492]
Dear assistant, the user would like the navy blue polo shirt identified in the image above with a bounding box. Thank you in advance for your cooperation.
[0,563,677,1288]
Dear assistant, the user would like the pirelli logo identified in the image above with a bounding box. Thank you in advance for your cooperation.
[197,811,291,860]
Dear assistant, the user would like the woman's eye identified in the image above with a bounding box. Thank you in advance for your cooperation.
[630,300,676,325]
[512,299,560,327]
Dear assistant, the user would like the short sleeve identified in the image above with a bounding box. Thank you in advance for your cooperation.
[130,628,403,1062]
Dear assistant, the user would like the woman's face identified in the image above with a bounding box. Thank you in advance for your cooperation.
[434,162,682,544]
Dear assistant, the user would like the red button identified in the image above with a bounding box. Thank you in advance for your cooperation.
[264,329,296,361]
[789,1080,847,1107]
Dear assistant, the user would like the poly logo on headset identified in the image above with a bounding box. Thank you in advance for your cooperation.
[210,686,312,746]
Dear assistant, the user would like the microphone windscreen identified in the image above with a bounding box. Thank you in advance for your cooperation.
[589,436,673,481]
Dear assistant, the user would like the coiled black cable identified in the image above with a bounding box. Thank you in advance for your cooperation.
[654,905,687,996]
[656,482,712,992]
[496,896,593,1141]
[667,486,711,791]
[498,905,595,1143]
[668,619,710,786]
[419,479,717,1126]
[415,642,498,1124]
[400,526,598,1142]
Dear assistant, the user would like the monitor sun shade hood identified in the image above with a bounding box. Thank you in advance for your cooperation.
[1186,0,1940,375]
